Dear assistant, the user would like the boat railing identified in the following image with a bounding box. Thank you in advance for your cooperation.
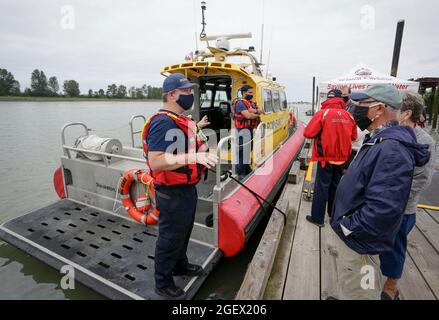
[129,115,146,148]
[253,121,267,166]
[61,122,145,167]
[215,134,236,189]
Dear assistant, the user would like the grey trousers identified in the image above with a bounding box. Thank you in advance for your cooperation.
[329,227,384,300]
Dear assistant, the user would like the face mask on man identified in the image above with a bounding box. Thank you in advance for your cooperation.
[245,94,253,101]
[353,102,381,131]
[176,93,195,110]
[342,96,350,103]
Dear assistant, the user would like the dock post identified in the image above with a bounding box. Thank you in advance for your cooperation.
[315,86,319,111]
[312,77,316,115]
[432,85,439,130]
[390,20,405,77]
[427,86,436,126]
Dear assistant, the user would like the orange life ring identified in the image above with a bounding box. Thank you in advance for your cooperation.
[119,169,160,225]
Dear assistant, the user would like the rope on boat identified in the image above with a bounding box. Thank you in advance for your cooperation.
[209,169,287,226]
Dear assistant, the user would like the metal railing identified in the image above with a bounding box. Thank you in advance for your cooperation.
[61,123,89,158]
[215,135,236,189]
[61,122,145,167]
[129,115,146,148]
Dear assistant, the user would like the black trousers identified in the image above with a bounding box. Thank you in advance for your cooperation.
[311,162,345,225]
[154,185,197,289]
[237,128,253,176]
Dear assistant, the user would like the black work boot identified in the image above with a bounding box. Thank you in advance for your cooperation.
[305,215,325,228]
[173,263,204,277]
[155,285,185,300]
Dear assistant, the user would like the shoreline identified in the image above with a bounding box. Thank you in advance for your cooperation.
[0,96,161,102]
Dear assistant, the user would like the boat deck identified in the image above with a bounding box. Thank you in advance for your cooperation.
[0,200,221,300]
[263,166,439,300]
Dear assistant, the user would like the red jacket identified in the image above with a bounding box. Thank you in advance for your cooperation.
[304,97,357,167]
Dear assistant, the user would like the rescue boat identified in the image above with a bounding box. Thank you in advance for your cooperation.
[0,5,305,299]
[159,32,305,257]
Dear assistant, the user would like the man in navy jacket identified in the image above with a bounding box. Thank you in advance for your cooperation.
[329,84,430,300]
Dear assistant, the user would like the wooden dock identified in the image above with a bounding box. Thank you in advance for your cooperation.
[237,159,439,300]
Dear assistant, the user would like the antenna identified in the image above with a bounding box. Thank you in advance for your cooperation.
[260,0,265,64]
[200,1,207,39]
[265,49,271,78]
[260,23,264,63]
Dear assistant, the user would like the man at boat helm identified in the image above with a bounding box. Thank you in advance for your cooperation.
[232,85,263,179]
[143,73,218,299]
[330,84,430,300]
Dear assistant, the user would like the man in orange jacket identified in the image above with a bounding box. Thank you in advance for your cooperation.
[304,89,357,227]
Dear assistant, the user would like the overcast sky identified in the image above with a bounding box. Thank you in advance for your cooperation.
[1,0,438,101]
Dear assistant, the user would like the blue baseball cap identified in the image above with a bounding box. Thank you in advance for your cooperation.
[350,84,402,109]
[162,73,198,93]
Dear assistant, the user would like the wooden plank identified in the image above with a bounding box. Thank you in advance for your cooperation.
[320,216,342,300]
[235,198,290,300]
[264,172,304,299]
[288,161,301,184]
[282,194,320,300]
[424,208,439,224]
[406,226,439,299]
[398,250,436,300]
[416,209,439,253]
[299,147,310,170]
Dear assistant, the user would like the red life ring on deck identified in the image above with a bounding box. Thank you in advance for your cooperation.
[119,169,160,225]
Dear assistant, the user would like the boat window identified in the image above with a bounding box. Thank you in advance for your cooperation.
[214,91,228,108]
[263,89,273,113]
[200,90,213,109]
[280,91,288,110]
[272,90,281,112]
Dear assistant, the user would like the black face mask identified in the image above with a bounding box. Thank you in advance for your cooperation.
[176,93,194,110]
[353,105,372,131]
[343,96,350,103]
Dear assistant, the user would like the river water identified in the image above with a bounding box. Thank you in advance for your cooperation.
[0,101,311,300]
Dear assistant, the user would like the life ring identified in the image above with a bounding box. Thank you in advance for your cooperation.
[119,169,160,225]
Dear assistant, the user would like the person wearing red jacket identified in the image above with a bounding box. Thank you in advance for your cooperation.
[304,89,358,227]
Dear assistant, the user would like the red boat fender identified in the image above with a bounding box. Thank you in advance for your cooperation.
[218,122,305,257]
[53,166,66,199]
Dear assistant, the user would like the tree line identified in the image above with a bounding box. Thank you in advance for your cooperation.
[0,67,163,99]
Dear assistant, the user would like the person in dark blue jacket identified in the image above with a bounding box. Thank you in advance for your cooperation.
[329,84,430,300]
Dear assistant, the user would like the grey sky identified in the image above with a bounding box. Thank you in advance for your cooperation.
[1,0,438,101]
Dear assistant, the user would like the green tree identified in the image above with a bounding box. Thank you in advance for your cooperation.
[88,89,93,97]
[30,69,49,96]
[106,84,117,97]
[135,88,145,99]
[116,85,127,98]
[129,86,136,98]
[48,76,59,96]
[63,80,80,97]
[98,89,105,97]
[0,68,20,96]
